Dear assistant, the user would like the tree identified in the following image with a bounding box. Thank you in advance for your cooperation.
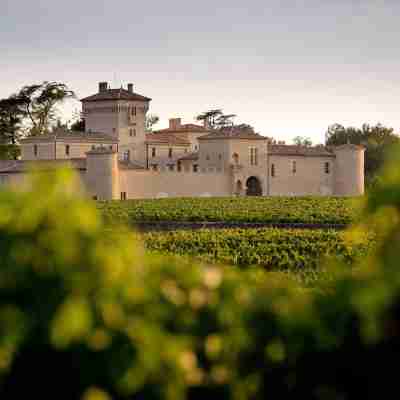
[0,96,26,159]
[325,123,400,185]
[195,110,258,135]
[145,114,160,132]
[17,81,75,136]
[195,109,223,129]
[70,118,85,132]
[293,136,312,146]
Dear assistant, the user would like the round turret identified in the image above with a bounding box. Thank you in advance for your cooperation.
[333,144,365,196]
[86,147,120,200]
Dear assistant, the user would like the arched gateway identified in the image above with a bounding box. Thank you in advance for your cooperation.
[246,176,262,196]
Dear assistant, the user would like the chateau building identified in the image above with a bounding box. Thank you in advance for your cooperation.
[0,82,365,199]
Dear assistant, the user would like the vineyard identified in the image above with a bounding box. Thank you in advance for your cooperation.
[143,227,375,271]
[98,196,359,226]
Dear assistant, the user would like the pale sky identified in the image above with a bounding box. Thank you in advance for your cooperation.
[1,0,400,143]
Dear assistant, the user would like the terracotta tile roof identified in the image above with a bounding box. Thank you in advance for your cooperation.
[118,160,146,170]
[20,129,118,144]
[0,159,87,173]
[153,124,210,135]
[178,152,199,161]
[0,158,146,173]
[145,132,190,146]
[81,88,151,102]
[268,145,335,157]
[198,128,267,140]
[334,144,365,151]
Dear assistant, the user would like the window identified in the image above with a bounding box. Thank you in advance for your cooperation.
[194,145,198,151]
[131,107,137,116]
[325,162,330,174]
[218,154,222,160]
[65,145,70,156]
[34,144,38,157]
[193,164,199,172]
[292,160,297,174]
[120,192,127,200]
[152,147,156,157]
[177,161,182,172]
[168,148,173,158]
[206,154,210,161]
[129,128,136,137]
[92,195,98,200]
[123,150,130,161]
[168,164,174,171]
[271,163,275,177]
[250,147,258,166]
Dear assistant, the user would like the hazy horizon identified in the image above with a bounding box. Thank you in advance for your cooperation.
[1,0,400,144]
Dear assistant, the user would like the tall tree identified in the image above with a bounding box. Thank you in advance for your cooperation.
[18,81,75,136]
[293,136,312,146]
[195,109,223,129]
[0,96,26,159]
[195,110,259,135]
[145,114,160,132]
[325,123,400,185]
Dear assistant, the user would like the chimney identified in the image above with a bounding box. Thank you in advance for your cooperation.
[169,118,182,130]
[127,83,134,93]
[99,82,108,93]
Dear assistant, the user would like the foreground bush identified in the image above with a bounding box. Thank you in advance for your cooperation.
[1,159,400,399]
[143,227,374,270]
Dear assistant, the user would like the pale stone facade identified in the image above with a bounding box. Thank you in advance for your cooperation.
[0,81,365,200]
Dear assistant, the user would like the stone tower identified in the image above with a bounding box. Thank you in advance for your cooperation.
[85,148,120,200]
[81,82,152,165]
[333,144,365,196]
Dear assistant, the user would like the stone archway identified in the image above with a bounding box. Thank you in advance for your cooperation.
[246,176,262,196]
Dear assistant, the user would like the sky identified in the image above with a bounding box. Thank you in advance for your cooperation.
[1,0,400,144]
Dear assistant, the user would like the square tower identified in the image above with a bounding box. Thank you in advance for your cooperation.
[81,82,152,165]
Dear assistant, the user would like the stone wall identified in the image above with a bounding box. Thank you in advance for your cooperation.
[119,169,232,199]
[268,155,335,196]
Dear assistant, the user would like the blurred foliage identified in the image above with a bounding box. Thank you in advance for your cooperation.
[1,150,400,398]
